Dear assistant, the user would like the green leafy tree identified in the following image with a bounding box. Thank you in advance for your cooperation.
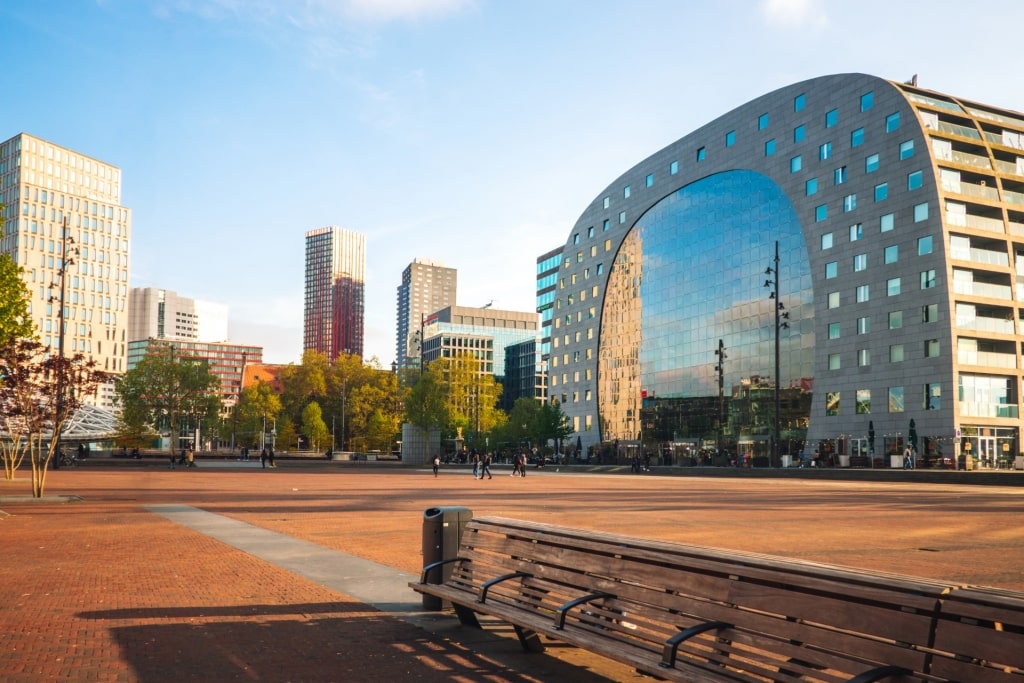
[274,417,298,450]
[232,380,282,448]
[300,401,330,452]
[115,343,221,453]
[0,253,34,346]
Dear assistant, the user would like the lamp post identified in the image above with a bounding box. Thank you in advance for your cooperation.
[763,241,789,467]
[48,216,77,467]
[715,339,726,455]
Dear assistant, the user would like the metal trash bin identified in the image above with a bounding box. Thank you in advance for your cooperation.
[421,506,473,609]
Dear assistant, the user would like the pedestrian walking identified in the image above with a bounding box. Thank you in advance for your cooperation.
[480,452,492,480]
[903,445,914,470]
[432,454,440,477]
[260,447,267,469]
[268,447,276,468]
[472,451,480,479]
[510,453,521,477]
[518,452,527,477]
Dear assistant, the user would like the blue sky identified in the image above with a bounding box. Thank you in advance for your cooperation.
[4,0,1024,365]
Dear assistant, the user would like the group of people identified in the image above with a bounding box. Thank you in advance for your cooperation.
[169,447,197,469]
[428,450,531,478]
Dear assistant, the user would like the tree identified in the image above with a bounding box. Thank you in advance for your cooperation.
[115,343,221,452]
[0,336,109,495]
[300,401,330,452]
[232,380,282,448]
[0,253,34,347]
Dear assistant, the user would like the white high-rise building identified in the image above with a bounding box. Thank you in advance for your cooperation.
[0,133,131,384]
[128,287,229,343]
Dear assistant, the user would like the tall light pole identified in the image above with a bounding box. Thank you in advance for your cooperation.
[48,216,77,466]
[763,241,789,467]
[715,339,726,455]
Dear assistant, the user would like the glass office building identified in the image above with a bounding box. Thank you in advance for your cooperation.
[557,73,1024,469]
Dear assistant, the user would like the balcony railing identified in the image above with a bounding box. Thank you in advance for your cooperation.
[959,401,1019,418]
[952,150,992,170]
[957,349,1017,369]
[942,180,1001,201]
[950,245,1009,267]
[956,316,1015,334]
[954,280,1012,299]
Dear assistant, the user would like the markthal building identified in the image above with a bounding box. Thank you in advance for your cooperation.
[555,73,1024,470]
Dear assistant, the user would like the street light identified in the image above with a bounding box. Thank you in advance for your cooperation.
[47,216,77,466]
[763,240,789,468]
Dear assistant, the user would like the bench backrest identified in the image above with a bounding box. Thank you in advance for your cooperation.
[452,516,1024,681]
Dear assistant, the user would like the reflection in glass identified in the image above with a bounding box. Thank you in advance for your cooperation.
[598,170,814,464]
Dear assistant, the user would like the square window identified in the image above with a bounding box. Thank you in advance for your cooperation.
[899,139,914,159]
[850,223,863,241]
[828,291,840,308]
[587,226,594,238]
[889,310,903,329]
[602,219,609,231]
[806,177,819,196]
[856,284,869,302]
[758,112,769,130]
[825,109,838,128]
[853,253,867,271]
[790,155,802,173]
[886,112,900,132]
[875,183,888,201]
[908,170,923,190]
[828,322,841,339]
[618,211,626,224]
[918,235,933,255]
[820,141,832,160]
[821,232,833,249]
[851,395,873,425]
[925,383,941,410]
[925,339,939,357]
[857,316,870,334]
[880,213,894,232]
[603,196,610,209]
[920,269,936,289]
[889,386,904,413]
[914,202,929,222]
[844,193,857,212]
[858,351,871,369]
[890,344,904,362]
[851,127,865,147]
[828,353,841,370]
[887,277,901,296]
[764,139,776,156]
[670,160,679,175]
[922,303,938,322]
[696,146,706,161]
[794,93,806,112]
[816,204,828,222]
[794,124,806,142]
[645,173,654,187]
[624,185,631,198]
[866,153,880,173]
[835,166,847,184]
[861,92,874,111]
[884,244,898,264]
[725,130,736,147]
[825,261,837,279]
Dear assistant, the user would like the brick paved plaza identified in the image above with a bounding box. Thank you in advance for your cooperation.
[2,464,1023,682]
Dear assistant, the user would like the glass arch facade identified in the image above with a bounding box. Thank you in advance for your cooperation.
[598,170,814,462]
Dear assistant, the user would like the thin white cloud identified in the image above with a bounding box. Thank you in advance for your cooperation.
[758,0,829,30]
[151,0,474,26]
[341,0,475,23]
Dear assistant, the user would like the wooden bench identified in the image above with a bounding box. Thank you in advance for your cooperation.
[410,516,1024,682]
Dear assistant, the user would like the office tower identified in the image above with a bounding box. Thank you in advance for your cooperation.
[395,258,457,367]
[556,72,1024,469]
[0,133,131,384]
[304,226,365,361]
[128,287,229,343]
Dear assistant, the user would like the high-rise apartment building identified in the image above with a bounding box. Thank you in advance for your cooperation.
[303,226,365,361]
[128,287,228,343]
[0,133,131,381]
[395,258,457,368]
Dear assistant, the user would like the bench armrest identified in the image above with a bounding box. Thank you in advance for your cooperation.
[554,592,615,630]
[847,665,912,683]
[660,621,732,669]
[479,572,531,603]
[418,556,468,584]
